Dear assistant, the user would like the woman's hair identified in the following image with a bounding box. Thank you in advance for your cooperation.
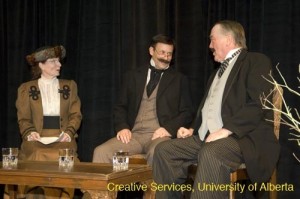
[30,62,43,80]
[30,46,49,79]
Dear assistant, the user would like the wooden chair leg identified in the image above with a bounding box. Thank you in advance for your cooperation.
[229,183,235,199]
[269,169,277,199]
[229,172,236,199]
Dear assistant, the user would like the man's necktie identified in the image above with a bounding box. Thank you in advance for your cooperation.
[147,66,164,97]
[218,49,242,78]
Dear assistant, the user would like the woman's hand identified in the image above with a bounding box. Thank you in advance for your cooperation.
[27,132,40,141]
[60,133,71,142]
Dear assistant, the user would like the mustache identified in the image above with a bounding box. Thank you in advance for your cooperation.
[210,48,215,53]
[157,58,171,64]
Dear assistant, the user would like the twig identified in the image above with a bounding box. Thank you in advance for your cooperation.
[293,153,300,163]
[261,64,300,162]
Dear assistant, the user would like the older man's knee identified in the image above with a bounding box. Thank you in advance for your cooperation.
[198,144,220,163]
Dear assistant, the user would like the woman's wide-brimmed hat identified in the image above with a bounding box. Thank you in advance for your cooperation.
[26,45,66,66]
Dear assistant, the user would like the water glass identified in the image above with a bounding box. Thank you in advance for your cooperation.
[58,148,74,169]
[113,151,129,171]
[2,148,18,169]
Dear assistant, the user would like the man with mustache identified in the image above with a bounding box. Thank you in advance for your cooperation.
[93,34,193,165]
[153,20,280,198]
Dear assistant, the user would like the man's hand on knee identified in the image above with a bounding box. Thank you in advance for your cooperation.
[116,129,132,144]
[177,127,193,138]
[152,127,171,140]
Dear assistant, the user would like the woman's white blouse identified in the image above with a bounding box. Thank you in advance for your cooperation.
[38,76,60,116]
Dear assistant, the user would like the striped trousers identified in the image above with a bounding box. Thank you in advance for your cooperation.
[153,135,243,199]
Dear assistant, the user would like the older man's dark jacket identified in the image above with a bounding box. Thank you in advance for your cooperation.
[193,50,280,183]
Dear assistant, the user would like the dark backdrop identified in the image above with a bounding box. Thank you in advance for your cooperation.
[1,0,299,198]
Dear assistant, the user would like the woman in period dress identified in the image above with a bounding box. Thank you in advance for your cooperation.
[15,45,82,198]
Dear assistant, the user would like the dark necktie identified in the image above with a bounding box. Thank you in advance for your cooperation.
[146,65,164,97]
[218,49,242,78]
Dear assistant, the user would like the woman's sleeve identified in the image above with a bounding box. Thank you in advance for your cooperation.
[64,80,82,138]
[16,83,36,139]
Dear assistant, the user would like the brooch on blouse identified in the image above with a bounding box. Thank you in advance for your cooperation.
[29,86,40,100]
[58,85,70,100]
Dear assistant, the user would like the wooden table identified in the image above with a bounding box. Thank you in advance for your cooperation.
[0,161,154,199]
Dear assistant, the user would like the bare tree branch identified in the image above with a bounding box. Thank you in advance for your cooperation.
[261,64,300,162]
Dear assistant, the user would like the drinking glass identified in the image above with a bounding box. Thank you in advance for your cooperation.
[2,148,18,169]
[58,148,74,170]
[112,151,129,171]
